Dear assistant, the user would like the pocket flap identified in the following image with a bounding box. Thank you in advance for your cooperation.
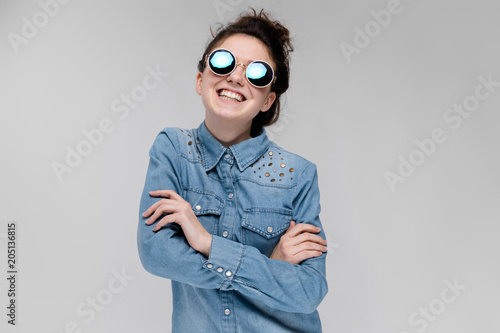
[185,188,224,216]
[242,208,292,239]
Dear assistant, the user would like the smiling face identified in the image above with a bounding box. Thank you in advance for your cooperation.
[196,34,276,141]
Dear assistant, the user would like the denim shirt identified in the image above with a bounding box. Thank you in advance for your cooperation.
[137,121,328,333]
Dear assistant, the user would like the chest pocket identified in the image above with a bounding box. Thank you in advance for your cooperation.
[241,208,292,257]
[184,188,223,235]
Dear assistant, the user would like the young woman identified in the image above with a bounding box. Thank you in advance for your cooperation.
[138,9,328,333]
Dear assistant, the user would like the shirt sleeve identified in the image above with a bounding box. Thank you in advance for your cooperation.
[137,130,226,289]
[204,163,328,314]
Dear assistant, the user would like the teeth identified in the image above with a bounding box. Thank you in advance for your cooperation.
[219,89,244,102]
[220,96,239,102]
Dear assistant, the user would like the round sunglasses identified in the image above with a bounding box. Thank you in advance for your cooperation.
[207,49,276,88]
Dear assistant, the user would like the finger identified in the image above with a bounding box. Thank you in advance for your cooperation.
[145,203,177,225]
[152,213,178,232]
[297,232,327,245]
[149,189,183,201]
[293,241,328,256]
[293,250,323,264]
[285,220,296,232]
[287,223,321,237]
[142,198,171,217]
[148,190,174,197]
[286,232,327,247]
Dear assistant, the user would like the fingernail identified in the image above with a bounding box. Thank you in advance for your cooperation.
[142,212,146,217]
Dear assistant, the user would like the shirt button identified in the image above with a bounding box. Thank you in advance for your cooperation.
[195,205,201,211]
[227,193,233,199]
[224,308,230,316]
[206,263,213,269]
[217,267,223,273]
[225,270,232,277]
[222,230,229,238]
[267,226,273,233]
[225,153,231,159]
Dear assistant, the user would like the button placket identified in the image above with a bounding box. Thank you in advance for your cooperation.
[216,153,236,242]
[220,290,234,331]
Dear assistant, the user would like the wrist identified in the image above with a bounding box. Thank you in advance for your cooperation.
[199,232,212,257]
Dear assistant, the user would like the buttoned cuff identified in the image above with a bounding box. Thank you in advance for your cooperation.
[203,236,244,289]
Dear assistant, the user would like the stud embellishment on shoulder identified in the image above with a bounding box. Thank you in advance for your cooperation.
[268,151,273,156]
[268,163,272,166]
[188,141,192,145]
[270,179,275,182]
[280,163,285,168]
[265,172,270,177]
[289,168,294,172]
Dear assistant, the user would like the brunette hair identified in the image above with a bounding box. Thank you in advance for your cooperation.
[197,8,293,136]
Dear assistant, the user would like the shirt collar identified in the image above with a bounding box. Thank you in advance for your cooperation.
[196,121,270,172]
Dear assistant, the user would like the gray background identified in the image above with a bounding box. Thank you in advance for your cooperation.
[1,0,499,332]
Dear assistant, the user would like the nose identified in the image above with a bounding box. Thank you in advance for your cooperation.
[227,63,246,86]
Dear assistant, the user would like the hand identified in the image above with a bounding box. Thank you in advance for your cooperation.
[142,190,212,257]
[270,221,327,265]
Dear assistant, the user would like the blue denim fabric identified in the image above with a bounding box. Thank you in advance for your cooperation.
[137,121,328,333]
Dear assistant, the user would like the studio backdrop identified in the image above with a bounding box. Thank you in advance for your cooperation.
[1,0,499,332]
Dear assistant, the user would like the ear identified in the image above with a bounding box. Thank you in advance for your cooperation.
[195,72,203,96]
[260,91,276,112]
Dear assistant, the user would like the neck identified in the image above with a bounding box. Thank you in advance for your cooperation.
[204,114,252,148]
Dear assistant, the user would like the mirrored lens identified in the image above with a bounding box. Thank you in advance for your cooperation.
[246,61,273,87]
[209,50,235,75]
